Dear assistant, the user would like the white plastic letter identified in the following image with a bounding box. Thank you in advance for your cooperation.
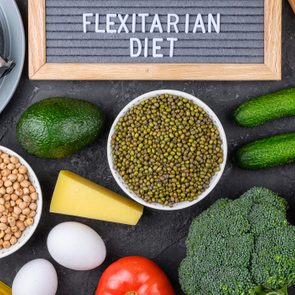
[118,14,129,33]
[150,14,163,33]
[95,14,105,33]
[130,38,142,57]
[83,13,93,33]
[106,14,117,33]
[132,14,136,33]
[138,13,149,33]
[167,14,179,33]
[152,38,163,58]
[167,37,178,57]
[185,14,190,34]
[208,13,221,33]
[193,14,206,34]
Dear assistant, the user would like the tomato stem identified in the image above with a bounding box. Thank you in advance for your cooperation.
[126,292,137,295]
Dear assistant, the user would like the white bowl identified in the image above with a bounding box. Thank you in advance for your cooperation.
[107,90,227,211]
[0,146,42,258]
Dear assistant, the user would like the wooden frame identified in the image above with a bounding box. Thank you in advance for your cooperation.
[29,0,282,81]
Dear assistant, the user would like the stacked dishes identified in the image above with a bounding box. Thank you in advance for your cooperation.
[0,0,25,113]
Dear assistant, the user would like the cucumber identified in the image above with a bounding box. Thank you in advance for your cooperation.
[234,88,295,127]
[236,132,295,169]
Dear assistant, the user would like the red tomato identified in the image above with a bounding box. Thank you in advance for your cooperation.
[95,256,175,295]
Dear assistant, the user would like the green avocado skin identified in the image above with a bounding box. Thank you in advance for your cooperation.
[236,132,295,169]
[16,97,104,158]
[234,88,295,127]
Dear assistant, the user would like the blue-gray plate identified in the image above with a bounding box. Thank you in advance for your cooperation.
[0,0,25,113]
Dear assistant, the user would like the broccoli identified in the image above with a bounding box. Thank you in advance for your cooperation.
[179,187,295,295]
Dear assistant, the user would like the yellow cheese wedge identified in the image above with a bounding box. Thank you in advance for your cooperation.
[0,281,12,295]
[50,170,143,225]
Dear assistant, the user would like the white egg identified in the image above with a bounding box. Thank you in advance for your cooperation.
[47,221,106,271]
[12,259,58,295]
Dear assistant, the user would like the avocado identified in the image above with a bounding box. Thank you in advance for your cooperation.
[16,97,104,158]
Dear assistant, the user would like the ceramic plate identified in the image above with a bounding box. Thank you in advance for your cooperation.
[0,0,25,113]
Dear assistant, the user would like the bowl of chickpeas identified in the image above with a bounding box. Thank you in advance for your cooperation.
[0,146,42,258]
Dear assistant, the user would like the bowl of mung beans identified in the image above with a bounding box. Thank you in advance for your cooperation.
[107,90,227,210]
[0,146,42,258]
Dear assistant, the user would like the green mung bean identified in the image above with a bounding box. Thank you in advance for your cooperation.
[112,94,223,206]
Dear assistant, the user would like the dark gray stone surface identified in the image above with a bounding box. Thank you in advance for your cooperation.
[0,1,294,294]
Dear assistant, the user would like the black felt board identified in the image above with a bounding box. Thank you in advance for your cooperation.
[45,0,265,63]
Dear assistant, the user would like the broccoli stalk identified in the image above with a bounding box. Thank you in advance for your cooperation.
[257,286,288,295]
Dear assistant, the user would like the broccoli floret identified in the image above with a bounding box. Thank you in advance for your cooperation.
[179,187,295,295]
[199,267,256,295]
[248,203,288,236]
[252,226,295,290]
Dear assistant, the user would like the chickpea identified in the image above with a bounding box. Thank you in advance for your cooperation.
[17,174,24,182]
[23,195,31,203]
[19,202,28,210]
[0,216,7,223]
[1,169,10,177]
[10,157,19,164]
[14,231,21,238]
[20,180,30,188]
[16,220,25,230]
[3,158,10,164]
[4,180,12,187]
[13,182,20,190]
[15,188,23,196]
[24,218,34,226]
[13,206,21,215]
[4,233,11,241]
[19,215,26,222]
[0,151,37,249]
[8,216,15,226]
[30,192,38,201]
[3,241,11,248]
[8,174,17,182]
[11,226,18,233]
[11,194,18,201]
[23,188,29,195]
[29,211,36,218]
[4,227,11,234]
[29,203,37,211]
[7,163,15,170]
[29,185,35,193]
[18,166,27,174]
[22,208,31,216]
[4,194,10,201]
[10,236,17,245]
[6,187,13,194]
[0,223,7,230]
[12,169,18,175]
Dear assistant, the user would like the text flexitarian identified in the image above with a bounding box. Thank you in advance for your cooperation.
[82,13,221,58]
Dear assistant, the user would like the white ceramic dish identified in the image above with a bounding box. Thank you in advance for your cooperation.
[107,90,227,211]
[0,0,25,113]
[0,146,42,259]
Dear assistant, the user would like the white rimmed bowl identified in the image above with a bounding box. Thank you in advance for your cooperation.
[107,90,227,211]
[0,146,42,258]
